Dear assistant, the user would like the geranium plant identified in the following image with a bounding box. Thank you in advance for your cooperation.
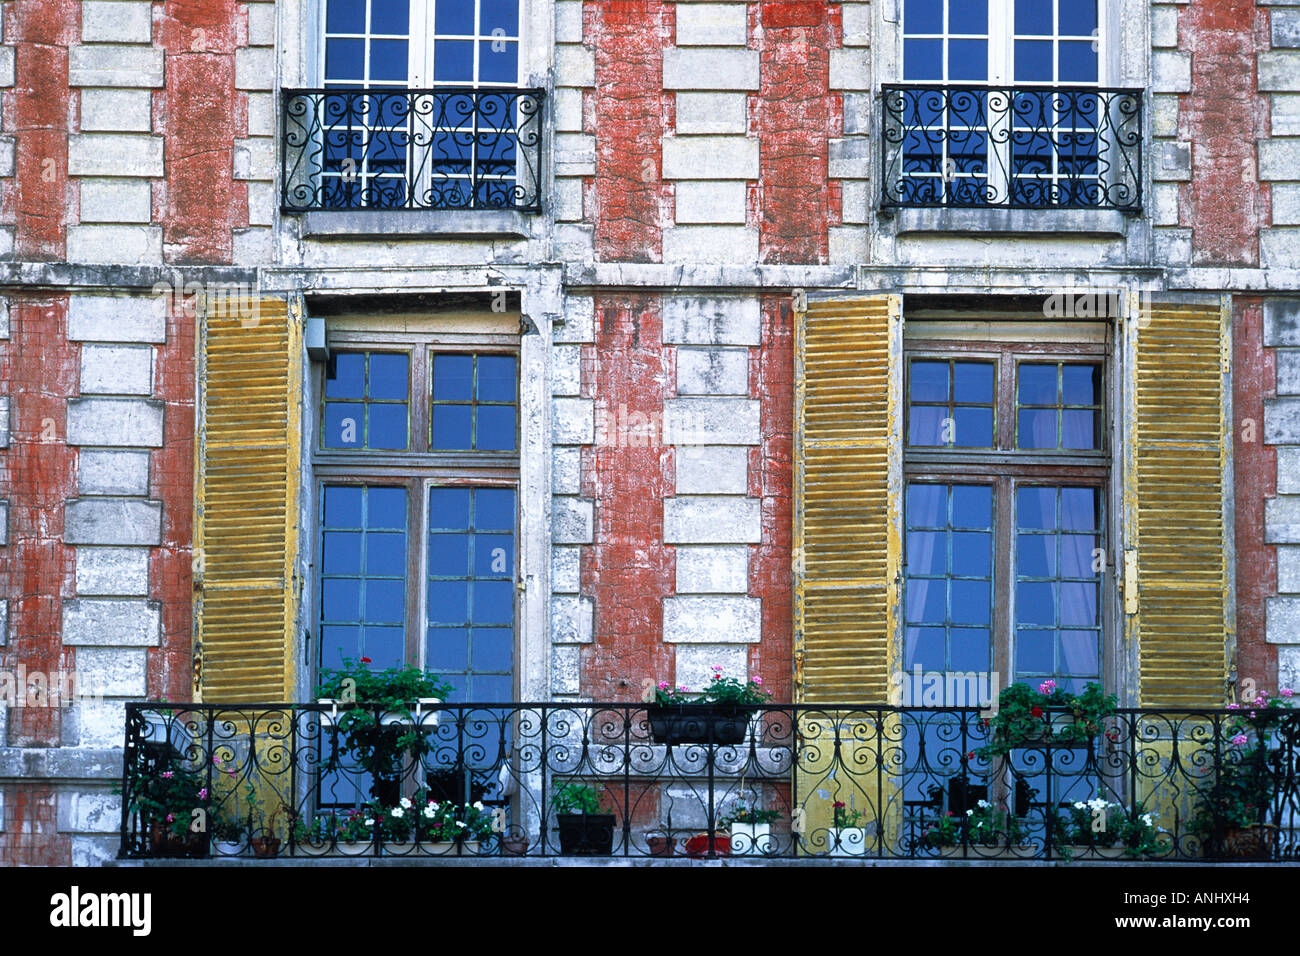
[1055,797,1162,860]
[924,801,1026,848]
[376,791,494,843]
[652,667,773,706]
[131,768,210,841]
[551,781,606,816]
[719,801,782,827]
[832,800,868,829]
[978,679,1117,757]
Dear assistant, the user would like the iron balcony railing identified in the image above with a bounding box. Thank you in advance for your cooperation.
[119,701,1297,861]
[881,84,1143,213]
[281,87,544,213]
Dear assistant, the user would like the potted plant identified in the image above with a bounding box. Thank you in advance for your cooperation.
[128,768,211,858]
[1054,798,1162,860]
[1190,689,1295,860]
[336,808,377,855]
[291,812,341,856]
[719,801,780,856]
[646,667,771,745]
[978,680,1117,757]
[249,802,285,859]
[829,800,870,858]
[209,808,246,857]
[925,801,1033,858]
[315,657,453,805]
[383,791,493,855]
[552,782,616,855]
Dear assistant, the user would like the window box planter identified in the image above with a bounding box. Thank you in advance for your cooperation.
[1064,844,1128,860]
[315,698,442,728]
[936,843,1038,859]
[210,840,246,858]
[646,704,753,745]
[337,841,374,856]
[829,827,869,857]
[148,825,207,858]
[683,832,731,857]
[556,813,616,855]
[728,823,773,856]
[250,835,282,859]
[1220,824,1277,861]
[645,835,676,857]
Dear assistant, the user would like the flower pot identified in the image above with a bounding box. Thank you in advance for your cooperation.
[211,840,245,858]
[293,838,334,857]
[937,843,1037,859]
[1012,714,1096,748]
[250,836,282,859]
[646,704,753,745]
[1065,844,1128,860]
[148,824,206,858]
[315,698,442,729]
[645,836,676,857]
[1221,824,1277,861]
[337,841,374,856]
[556,813,616,855]
[683,832,731,857]
[501,836,531,857]
[416,840,481,856]
[728,823,772,856]
[829,826,868,858]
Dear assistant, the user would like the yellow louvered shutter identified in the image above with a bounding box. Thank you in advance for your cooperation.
[794,294,901,703]
[1129,297,1230,707]
[194,297,302,702]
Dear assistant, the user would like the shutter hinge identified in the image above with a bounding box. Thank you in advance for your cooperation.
[1123,550,1139,615]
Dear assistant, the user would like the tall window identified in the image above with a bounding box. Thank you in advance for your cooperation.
[319,0,524,208]
[902,325,1109,701]
[895,0,1112,207]
[314,331,520,704]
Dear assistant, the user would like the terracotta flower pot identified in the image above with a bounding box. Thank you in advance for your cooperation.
[645,836,675,857]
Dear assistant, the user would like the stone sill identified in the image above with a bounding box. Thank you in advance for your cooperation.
[298,209,535,240]
[888,207,1133,237]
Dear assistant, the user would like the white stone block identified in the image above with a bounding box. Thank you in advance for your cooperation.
[662,135,758,179]
[1152,51,1191,92]
[552,446,582,495]
[233,137,275,180]
[68,134,163,177]
[555,87,583,133]
[82,2,153,43]
[234,47,274,90]
[69,44,164,87]
[552,397,594,445]
[1264,229,1300,270]
[554,177,584,221]
[1274,94,1300,137]
[551,645,581,695]
[675,4,748,46]
[663,296,761,345]
[675,545,749,593]
[1260,51,1300,91]
[247,1,276,45]
[552,546,581,593]
[676,446,749,494]
[663,224,758,263]
[551,595,593,644]
[75,647,147,698]
[80,344,153,395]
[1280,349,1300,395]
[1151,5,1179,47]
[0,299,8,339]
[1279,546,1300,593]
[59,791,124,834]
[556,1,583,43]
[829,48,871,90]
[65,499,162,545]
[675,644,749,693]
[1280,647,1300,696]
[0,396,8,447]
[556,295,594,344]
[1278,447,1300,494]
[666,397,760,444]
[841,2,871,46]
[79,89,152,132]
[67,225,162,264]
[0,500,7,545]
[663,48,759,90]
[68,295,167,343]
[664,496,761,543]
[675,92,748,134]
[79,449,150,496]
[67,398,163,447]
[553,496,593,543]
[1274,185,1300,226]
[76,547,150,596]
[73,699,128,747]
[0,599,6,646]
[829,136,870,179]
[80,178,152,223]
[1268,596,1300,643]
[663,595,761,643]
[1260,140,1300,182]
[1151,95,1179,138]
[675,180,747,224]
[840,179,870,224]
[843,92,872,135]
[556,44,595,88]
[232,226,273,265]
[62,598,161,646]
[247,92,275,137]
[0,47,12,88]
[676,346,749,395]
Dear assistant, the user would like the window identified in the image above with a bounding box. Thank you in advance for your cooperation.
[314,328,520,705]
[887,0,1138,210]
[315,0,528,209]
[902,325,1109,701]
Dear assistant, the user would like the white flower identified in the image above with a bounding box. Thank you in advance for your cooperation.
[364,818,374,826]
[423,806,436,819]
[966,809,974,816]
[473,801,484,811]
[1073,801,1087,810]
[1141,813,1154,827]
[976,799,991,809]
[390,807,403,818]
[400,797,412,809]
[455,820,465,828]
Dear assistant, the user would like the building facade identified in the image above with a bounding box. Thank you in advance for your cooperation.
[0,0,1297,864]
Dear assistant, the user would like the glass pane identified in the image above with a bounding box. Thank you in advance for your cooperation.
[948,0,987,35]
[1018,364,1058,404]
[321,625,361,668]
[1059,630,1099,677]
[477,355,518,402]
[1062,364,1100,405]
[1017,487,1057,529]
[322,579,361,620]
[1018,408,1057,449]
[1017,532,1056,577]
[474,533,515,577]
[1061,409,1098,450]
[950,628,991,672]
[435,0,476,34]
[327,352,365,398]
[906,579,946,624]
[1060,534,1097,577]
[326,0,365,33]
[369,353,409,400]
[368,487,407,529]
[433,354,474,400]
[434,39,474,81]
[368,403,408,450]
[476,404,517,451]
[432,404,473,450]
[1016,581,1056,625]
[953,406,994,447]
[324,402,363,448]
[429,533,470,577]
[1060,581,1098,626]
[905,0,943,33]
[1014,0,1052,34]
[429,487,471,529]
[951,485,992,528]
[951,531,991,576]
[908,405,947,446]
[427,581,470,624]
[904,38,943,80]
[907,485,947,528]
[472,580,514,625]
[370,0,410,34]
[366,580,406,623]
[1059,41,1098,82]
[362,627,403,669]
[1059,1,1098,36]
[910,361,949,402]
[948,39,988,81]
[369,39,409,81]
[323,531,362,574]
[476,488,516,530]
[905,626,946,671]
[950,579,990,625]
[472,628,514,671]
[481,0,519,35]
[1060,487,1099,530]
[325,38,365,81]
[1015,40,1053,82]
[364,531,405,576]
[426,628,469,671]
[1016,628,1054,672]
[953,361,994,403]
[907,531,947,575]
[323,486,363,526]
[479,40,517,83]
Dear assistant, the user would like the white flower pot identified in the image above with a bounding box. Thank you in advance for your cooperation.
[728,823,772,856]
[337,841,373,856]
[829,827,868,857]
[316,698,442,729]
[211,840,245,858]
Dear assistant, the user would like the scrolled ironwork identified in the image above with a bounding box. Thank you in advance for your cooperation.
[281,87,545,213]
[881,84,1143,213]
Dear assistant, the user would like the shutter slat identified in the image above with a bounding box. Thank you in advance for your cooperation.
[195,300,301,703]
[795,295,900,703]
[1134,300,1229,707]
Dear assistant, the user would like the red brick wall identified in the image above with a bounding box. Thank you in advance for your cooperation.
[756,1,840,264]
[1179,0,1270,266]
[0,786,70,865]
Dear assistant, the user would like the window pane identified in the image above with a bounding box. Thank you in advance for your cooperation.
[951,485,992,528]
[433,354,474,400]
[948,39,988,80]
[951,531,991,576]
[904,38,943,80]
[1060,630,1099,676]
[475,488,516,531]
[477,355,518,402]
[324,485,363,526]
[322,578,361,620]
[953,361,994,403]
[369,488,407,528]
[1061,409,1098,450]
[907,531,947,575]
[948,0,987,35]
[1014,0,1052,34]
[1017,532,1055,577]
[427,628,469,671]
[1018,408,1057,449]
[908,405,947,446]
[432,404,473,450]
[476,405,517,451]
[951,628,991,671]
[368,403,408,450]
[1017,581,1056,625]
[369,352,409,400]
[472,580,514,625]
[427,581,469,624]
[327,352,365,398]
[366,580,406,623]
[323,531,362,574]
[1059,0,1098,36]
[1059,41,1098,82]
[325,37,365,80]
[472,628,514,672]
[370,0,410,35]
[905,0,943,33]
[910,361,948,402]
[950,579,990,625]
[364,531,405,575]
[435,0,476,34]
[369,39,409,81]
[429,487,471,529]
[1016,628,1054,672]
[479,40,517,83]
[474,533,515,577]
[953,406,994,447]
[362,627,404,669]
[429,533,470,576]
[321,625,361,668]
[1017,486,1056,529]
[1060,487,1100,530]
[1018,363,1057,404]
[326,0,365,33]
[1060,581,1098,626]
[907,484,947,528]
[1060,533,1097,577]
[433,39,474,81]
[906,579,946,624]
[481,0,519,35]
[905,626,946,671]
[1062,364,1100,405]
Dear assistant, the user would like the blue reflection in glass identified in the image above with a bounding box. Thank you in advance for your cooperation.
[906,580,946,624]
[1060,534,1095,577]
[1061,409,1097,450]
[434,40,474,81]
[476,488,515,530]
[434,354,474,400]
[954,362,994,403]
[1018,408,1057,449]
[1060,1,1098,36]
[366,580,405,624]
[364,531,405,575]
[432,404,473,450]
[1015,0,1052,34]
[368,404,408,450]
[952,485,992,528]
[1060,630,1099,675]
[479,41,517,83]
[369,353,409,400]
[426,628,469,671]
[323,531,362,574]
[1062,364,1099,405]
[1017,487,1056,529]
[324,486,363,526]
[905,626,946,671]
[321,625,360,668]
[904,39,943,80]
[429,487,471,529]
[951,628,991,671]
[907,484,947,527]
[949,39,988,80]
[327,352,366,398]
[371,0,410,34]
[1017,581,1056,625]
[1016,628,1054,672]
[1060,487,1099,530]
[476,405,516,451]
[905,0,943,33]
[370,39,409,81]
[954,407,994,447]
[327,0,365,33]
[324,403,363,448]
[473,629,514,671]
[949,0,987,34]
[362,628,403,669]
[1059,41,1098,82]
[951,579,990,625]
[907,531,946,575]
[910,361,949,402]
[1015,40,1053,81]
[1017,532,1055,577]
[908,406,947,446]
[951,531,991,576]
[481,0,519,35]
[322,579,361,620]
[475,533,515,577]
[427,581,470,624]
[477,355,517,402]
[1060,581,1098,626]
[429,533,470,576]
[325,38,365,80]
[473,580,514,625]
[436,0,476,34]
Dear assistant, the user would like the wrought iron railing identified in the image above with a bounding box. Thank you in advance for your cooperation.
[281,87,544,213]
[119,702,1298,861]
[881,85,1143,212]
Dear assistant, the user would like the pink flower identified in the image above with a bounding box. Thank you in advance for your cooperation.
[677,686,688,692]
[198,788,208,800]
[1227,703,1240,710]
[1230,733,1248,747]
[657,681,670,691]
[712,673,722,681]
[1283,688,1294,698]
[160,771,174,779]
[165,814,174,822]
[1038,679,1057,695]
[752,676,764,686]
[711,666,724,672]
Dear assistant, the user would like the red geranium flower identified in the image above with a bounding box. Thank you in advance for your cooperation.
[1030,706,1044,718]
[360,656,372,664]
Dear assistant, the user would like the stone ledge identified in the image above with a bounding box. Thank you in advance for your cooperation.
[299,209,535,240]
[889,207,1132,236]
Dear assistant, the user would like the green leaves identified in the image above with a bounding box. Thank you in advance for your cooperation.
[551,782,605,816]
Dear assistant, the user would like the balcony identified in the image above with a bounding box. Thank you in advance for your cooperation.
[118,701,1298,862]
[881,85,1143,232]
[280,87,545,231]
